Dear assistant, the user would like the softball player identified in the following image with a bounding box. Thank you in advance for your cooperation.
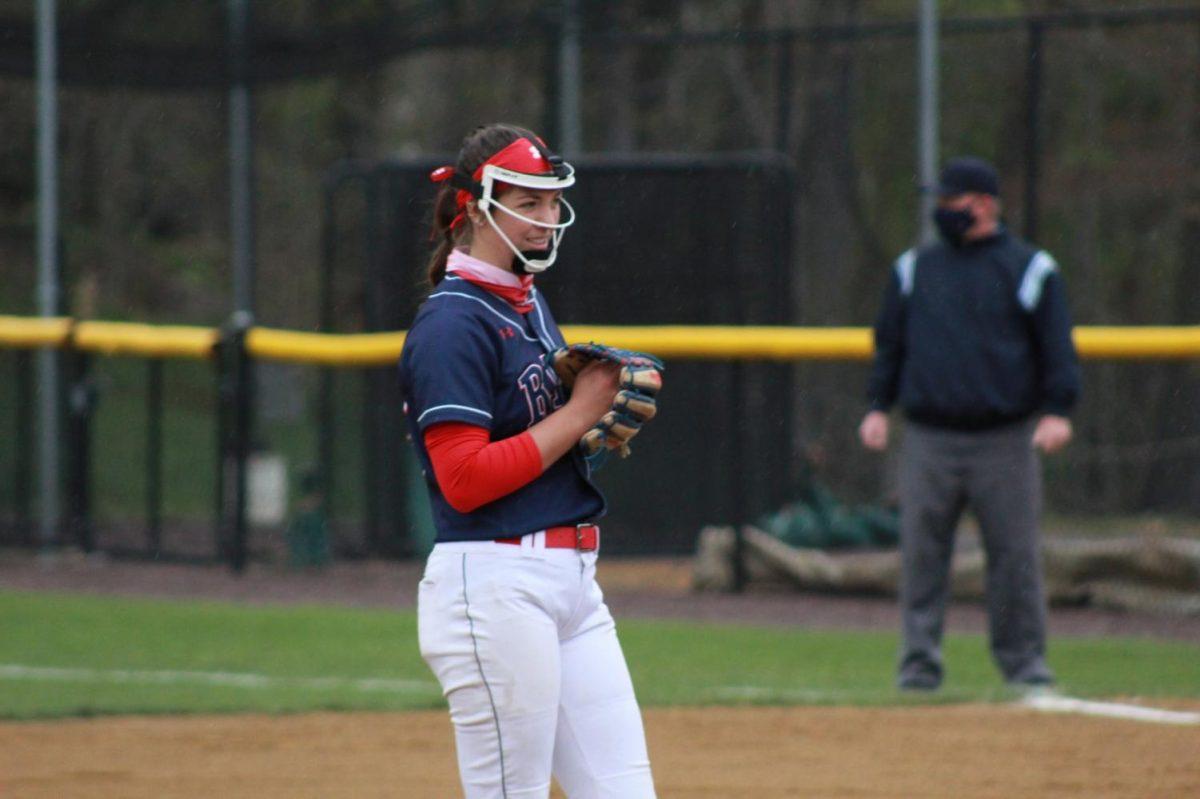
[398,123,657,799]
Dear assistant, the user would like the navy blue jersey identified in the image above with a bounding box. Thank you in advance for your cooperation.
[398,276,606,542]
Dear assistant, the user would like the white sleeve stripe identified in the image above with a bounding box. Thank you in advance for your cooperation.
[416,404,493,423]
[895,249,917,296]
[1019,251,1058,311]
[530,290,556,351]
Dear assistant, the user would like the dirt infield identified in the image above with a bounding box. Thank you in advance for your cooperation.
[3,703,1200,798]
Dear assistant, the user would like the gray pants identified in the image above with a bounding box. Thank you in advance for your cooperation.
[897,419,1053,688]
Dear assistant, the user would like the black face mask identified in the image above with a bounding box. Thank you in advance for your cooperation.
[934,207,975,246]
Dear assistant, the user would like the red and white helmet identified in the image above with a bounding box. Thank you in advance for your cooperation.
[431,136,576,273]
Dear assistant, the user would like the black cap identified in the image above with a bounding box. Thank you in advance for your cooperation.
[937,156,999,197]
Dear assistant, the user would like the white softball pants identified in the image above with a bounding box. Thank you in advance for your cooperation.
[418,536,656,799]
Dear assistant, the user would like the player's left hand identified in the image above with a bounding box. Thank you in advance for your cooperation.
[548,343,663,468]
[549,342,663,392]
[1032,414,1072,454]
[580,362,662,463]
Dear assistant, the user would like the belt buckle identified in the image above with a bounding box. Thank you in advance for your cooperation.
[576,523,597,552]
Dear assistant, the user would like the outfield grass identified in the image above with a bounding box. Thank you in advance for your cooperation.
[1,591,1197,720]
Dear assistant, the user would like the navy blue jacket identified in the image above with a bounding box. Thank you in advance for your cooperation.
[867,229,1080,430]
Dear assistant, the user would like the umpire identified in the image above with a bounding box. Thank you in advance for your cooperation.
[858,156,1080,691]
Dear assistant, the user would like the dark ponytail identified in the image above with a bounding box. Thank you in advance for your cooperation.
[426,183,460,287]
[424,122,544,288]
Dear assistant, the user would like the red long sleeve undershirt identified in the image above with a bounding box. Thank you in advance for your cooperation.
[423,422,543,514]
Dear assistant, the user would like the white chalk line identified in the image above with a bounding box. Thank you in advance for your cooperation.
[1019,692,1200,726]
[714,685,1200,726]
[0,664,440,696]
[11,668,1191,724]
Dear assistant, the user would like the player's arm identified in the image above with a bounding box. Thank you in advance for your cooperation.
[424,423,541,513]
[425,361,619,513]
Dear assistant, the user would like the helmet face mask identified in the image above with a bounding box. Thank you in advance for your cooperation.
[477,162,576,273]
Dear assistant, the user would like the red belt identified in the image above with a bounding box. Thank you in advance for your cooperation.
[497,524,599,552]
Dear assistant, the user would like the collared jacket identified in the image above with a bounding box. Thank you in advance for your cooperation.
[867,228,1080,430]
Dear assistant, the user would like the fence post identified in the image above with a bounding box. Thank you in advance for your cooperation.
[362,176,383,555]
[1024,20,1044,241]
[214,345,226,559]
[65,348,95,553]
[731,222,750,593]
[216,312,254,572]
[15,351,34,546]
[318,176,338,546]
[775,32,794,152]
[146,358,163,556]
[542,6,562,147]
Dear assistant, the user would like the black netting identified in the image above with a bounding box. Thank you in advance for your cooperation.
[1,5,1197,560]
[325,156,797,555]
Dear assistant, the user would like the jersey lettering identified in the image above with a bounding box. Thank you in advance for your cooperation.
[517,363,563,427]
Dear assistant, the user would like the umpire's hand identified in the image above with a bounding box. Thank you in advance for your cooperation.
[859,411,889,451]
[1032,414,1073,454]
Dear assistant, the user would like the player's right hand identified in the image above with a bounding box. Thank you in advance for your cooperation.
[568,361,621,422]
[859,411,889,451]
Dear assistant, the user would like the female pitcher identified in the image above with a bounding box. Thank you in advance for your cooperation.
[398,123,657,799]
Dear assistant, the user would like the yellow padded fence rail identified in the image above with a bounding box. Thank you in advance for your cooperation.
[246,328,407,366]
[0,316,73,347]
[72,321,219,360]
[0,316,1198,364]
[569,326,1200,361]
[1072,326,1200,359]
[561,326,874,360]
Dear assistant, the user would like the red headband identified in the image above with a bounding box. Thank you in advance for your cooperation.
[429,137,555,230]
